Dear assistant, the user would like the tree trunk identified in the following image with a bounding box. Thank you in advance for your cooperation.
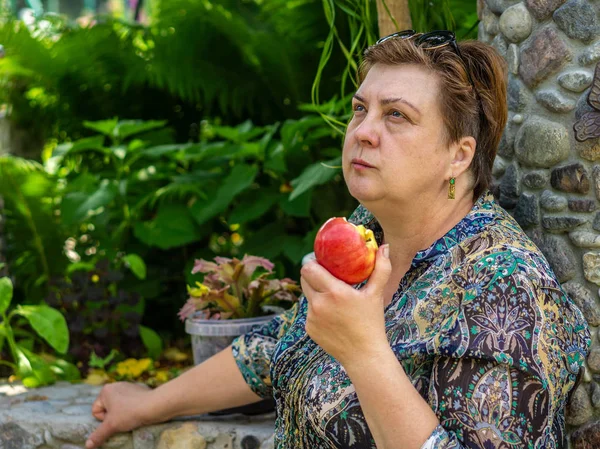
[376,0,412,38]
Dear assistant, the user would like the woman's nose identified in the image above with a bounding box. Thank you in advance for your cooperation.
[353,116,380,148]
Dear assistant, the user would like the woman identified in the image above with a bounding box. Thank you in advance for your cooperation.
[86,31,591,449]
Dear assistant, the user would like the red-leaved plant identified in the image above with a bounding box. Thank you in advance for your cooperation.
[178,255,301,321]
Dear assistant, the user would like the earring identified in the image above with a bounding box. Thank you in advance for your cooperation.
[448,177,455,200]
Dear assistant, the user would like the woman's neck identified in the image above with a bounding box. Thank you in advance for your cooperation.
[372,190,475,271]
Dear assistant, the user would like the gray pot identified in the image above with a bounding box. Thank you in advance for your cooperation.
[185,313,276,366]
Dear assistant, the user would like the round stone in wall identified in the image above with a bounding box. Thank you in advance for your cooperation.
[542,215,588,232]
[481,7,500,35]
[553,0,600,44]
[492,156,508,176]
[508,75,531,113]
[566,385,594,426]
[588,347,600,373]
[499,163,521,208]
[579,42,600,66]
[486,0,521,15]
[499,4,533,42]
[515,116,570,168]
[576,139,600,162]
[583,252,600,285]
[519,26,571,87]
[525,0,567,20]
[541,189,568,211]
[528,229,577,281]
[551,163,591,194]
[558,70,593,93]
[562,281,600,326]
[570,230,600,248]
[491,34,508,58]
[514,192,540,228]
[522,170,549,189]
[594,212,600,231]
[535,89,576,113]
[568,199,597,213]
[572,419,600,449]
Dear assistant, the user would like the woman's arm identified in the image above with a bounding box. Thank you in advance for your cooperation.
[343,346,440,449]
[86,346,262,448]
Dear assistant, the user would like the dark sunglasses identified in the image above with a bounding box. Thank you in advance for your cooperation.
[376,30,477,90]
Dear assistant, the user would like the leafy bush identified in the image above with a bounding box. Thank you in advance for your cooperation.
[0,276,80,386]
[0,112,357,341]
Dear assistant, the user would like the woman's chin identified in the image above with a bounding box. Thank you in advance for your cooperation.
[347,184,383,204]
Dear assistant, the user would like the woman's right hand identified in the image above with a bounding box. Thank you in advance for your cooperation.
[86,382,154,449]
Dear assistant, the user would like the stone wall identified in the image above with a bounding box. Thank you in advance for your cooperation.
[477,0,600,446]
[0,382,276,449]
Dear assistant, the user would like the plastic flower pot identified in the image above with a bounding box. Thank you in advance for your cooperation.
[185,312,276,415]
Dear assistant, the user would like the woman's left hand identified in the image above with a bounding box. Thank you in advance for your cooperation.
[300,245,392,369]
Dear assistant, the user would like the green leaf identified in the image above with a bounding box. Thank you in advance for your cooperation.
[134,203,205,250]
[49,358,81,381]
[280,189,312,217]
[59,136,107,157]
[281,235,305,264]
[139,325,163,360]
[89,349,119,369]
[241,222,288,260]
[83,118,119,137]
[15,305,69,354]
[264,142,287,173]
[16,346,56,387]
[0,277,13,316]
[115,120,168,141]
[66,262,96,275]
[123,254,147,280]
[289,156,341,200]
[60,181,118,225]
[190,164,259,226]
[140,143,197,158]
[229,191,281,224]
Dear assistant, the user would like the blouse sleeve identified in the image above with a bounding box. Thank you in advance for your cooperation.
[420,357,555,449]
[417,246,590,448]
[231,301,301,398]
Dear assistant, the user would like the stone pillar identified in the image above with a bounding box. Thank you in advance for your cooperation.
[478,0,600,445]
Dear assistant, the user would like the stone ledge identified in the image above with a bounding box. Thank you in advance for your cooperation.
[0,382,275,449]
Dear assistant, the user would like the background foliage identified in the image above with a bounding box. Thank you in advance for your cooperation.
[0,0,477,384]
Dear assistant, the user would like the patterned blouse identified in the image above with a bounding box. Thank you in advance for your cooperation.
[232,191,591,449]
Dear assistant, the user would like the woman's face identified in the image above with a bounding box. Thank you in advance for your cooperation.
[342,63,453,207]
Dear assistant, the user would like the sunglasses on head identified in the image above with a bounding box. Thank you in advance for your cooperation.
[376,30,477,90]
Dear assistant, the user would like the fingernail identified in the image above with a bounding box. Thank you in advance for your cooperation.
[382,244,389,259]
[85,439,93,449]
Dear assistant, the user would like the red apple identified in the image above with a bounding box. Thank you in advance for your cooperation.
[314,217,378,284]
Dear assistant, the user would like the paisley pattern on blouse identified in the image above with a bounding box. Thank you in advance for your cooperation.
[232,191,591,449]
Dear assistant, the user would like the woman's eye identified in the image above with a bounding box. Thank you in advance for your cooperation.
[390,110,404,119]
[353,104,365,112]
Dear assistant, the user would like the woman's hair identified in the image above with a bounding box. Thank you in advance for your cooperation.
[359,37,508,199]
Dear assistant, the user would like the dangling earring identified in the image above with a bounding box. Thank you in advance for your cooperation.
[448,177,456,200]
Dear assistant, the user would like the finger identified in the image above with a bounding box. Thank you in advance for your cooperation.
[91,398,106,420]
[300,260,346,293]
[364,244,392,297]
[86,421,114,449]
[300,275,318,301]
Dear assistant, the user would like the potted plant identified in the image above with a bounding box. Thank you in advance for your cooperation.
[178,254,301,415]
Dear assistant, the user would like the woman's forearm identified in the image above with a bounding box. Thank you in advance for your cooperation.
[344,346,440,449]
[146,346,263,422]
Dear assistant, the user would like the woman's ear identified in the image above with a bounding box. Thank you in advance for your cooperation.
[450,136,476,177]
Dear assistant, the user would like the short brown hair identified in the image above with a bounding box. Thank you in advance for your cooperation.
[359,37,508,199]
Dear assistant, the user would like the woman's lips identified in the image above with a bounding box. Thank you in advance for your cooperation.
[351,158,375,169]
